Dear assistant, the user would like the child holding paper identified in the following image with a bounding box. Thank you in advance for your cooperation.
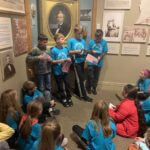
[51,33,73,107]
[86,29,108,95]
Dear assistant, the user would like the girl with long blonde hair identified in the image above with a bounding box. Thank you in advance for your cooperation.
[72,100,116,150]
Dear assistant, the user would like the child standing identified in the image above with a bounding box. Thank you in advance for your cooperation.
[109,84,146,138]
[51,33,73,107]
[18,101,42,150]
[72,100,116,150]
[86,29,108,95]
[26,34,52,101]
[68,24,92,102]
[39,119,68,150]
[0,89,23,147]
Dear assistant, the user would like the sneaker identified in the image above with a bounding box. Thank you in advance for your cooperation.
[51,108,60,115]
[67,99,73,107]
[82,96,93,102]
[62,99,69,107]
[92,88,97,95]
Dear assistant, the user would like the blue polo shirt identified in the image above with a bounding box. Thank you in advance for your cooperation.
[67,37,86,64]
[18,123,41,150]
[87,39,108,68]
[82,120,116,150]
[51,46,69,76]
[141,97,150,125]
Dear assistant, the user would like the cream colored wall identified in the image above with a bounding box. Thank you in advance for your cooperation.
[96,0,150,91]
[0,54,27,97]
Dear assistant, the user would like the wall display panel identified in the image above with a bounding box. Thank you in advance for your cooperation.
[136,0,150,25]
[39,0,79,45]
[104,0,131,10]
[0,49,16,81]
[80,9,91,21]
[0,17,13,50]
[121,43,140,55]
[102,11,124,42]
[123,26,148,43]
[107,43,120,54]
[0,0,25,14]
[12,17,28,56]
[146,45,150,56]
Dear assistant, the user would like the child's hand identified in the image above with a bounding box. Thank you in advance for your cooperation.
[97,56,102,61]
[50,100,56,107]
[38,54,46,60]
[65,58,71,62]
[134,137,145,142]
[92,50,97,54]
[109,103,116,110]
[47,56,52,62]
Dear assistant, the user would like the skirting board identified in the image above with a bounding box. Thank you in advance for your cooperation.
[97,81,135,91]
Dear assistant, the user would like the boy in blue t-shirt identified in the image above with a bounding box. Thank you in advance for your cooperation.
[86,29,108,95]
[67,24,92,102]
[51,33,73,107]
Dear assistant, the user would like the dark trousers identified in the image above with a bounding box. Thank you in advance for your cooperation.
[87,66,101,90]
[75,62,87,97]
[72,125,87,144]
[55,73,71,102]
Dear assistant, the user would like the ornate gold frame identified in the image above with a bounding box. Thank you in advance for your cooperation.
[39,0,79,45]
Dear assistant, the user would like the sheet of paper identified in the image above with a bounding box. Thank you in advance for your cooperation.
[62,61,71,73]
[86,54,98,65]
[107,43,120,54]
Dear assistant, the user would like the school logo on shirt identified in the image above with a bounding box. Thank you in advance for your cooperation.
[74,43,84,50]
[57,52,67,60]
[92,43,103,53]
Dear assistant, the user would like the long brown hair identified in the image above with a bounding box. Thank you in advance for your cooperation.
[40,119,61,150]
[0,89,22,123]
[91,100,112,137]
[20,101,42,139]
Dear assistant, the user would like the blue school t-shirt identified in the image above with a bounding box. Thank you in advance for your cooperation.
[67,37,86,64]
[18,123,41,150]
[23,89,43,106]
[141,97,150,125]
[51,46,69,76]
[137,78,150,93]
[82,120,116,150]
[55,145,64,150]
[87,39,108,68]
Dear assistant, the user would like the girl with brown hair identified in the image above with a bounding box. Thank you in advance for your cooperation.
[72,100,116,150]
[18,101,42,150]
[39,119,68,150]
[0,89,23,147]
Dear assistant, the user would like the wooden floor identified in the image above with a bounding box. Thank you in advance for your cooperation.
[54,86,134,150]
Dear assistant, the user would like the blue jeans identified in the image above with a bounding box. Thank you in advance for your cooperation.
[37,73,51,100]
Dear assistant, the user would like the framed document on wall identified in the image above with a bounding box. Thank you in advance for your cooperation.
[39,0,79,45]
[0,0,25,14]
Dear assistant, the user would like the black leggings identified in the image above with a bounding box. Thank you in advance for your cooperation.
[72,125,87,144]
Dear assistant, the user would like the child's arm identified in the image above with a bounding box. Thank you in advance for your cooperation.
[69,50,82,54]
[0,123,15,141]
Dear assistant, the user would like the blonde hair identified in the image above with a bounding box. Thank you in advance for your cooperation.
[91,100,112,137]
[0,89,22,123]
[40,119,61,150]
[20,101,43,139]
[74,24,83,33]
[54,33,65,42]
[23,81,36,91]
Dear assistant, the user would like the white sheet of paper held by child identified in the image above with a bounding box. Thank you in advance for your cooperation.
[86,54,98,65]
[109,103,116,110]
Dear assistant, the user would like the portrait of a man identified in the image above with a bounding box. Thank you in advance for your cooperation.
[48,3,71,37]
[0,50,16,81]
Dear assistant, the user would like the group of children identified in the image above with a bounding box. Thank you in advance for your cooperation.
[0,23,150,150]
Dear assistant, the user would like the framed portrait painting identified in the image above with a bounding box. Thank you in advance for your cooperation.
[102,11,124,42]
[39,0,79,45]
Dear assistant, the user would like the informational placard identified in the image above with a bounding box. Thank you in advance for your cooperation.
[107,43,120,54]
[0,17,13,50]
[102,11,124,42]
[123,26,148,43]
[146,45,150,56]
[121,44,140,55]
[136,0,150,25]
[0,0,25,14]
[12,17,28,56]
[104,0,131,9]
